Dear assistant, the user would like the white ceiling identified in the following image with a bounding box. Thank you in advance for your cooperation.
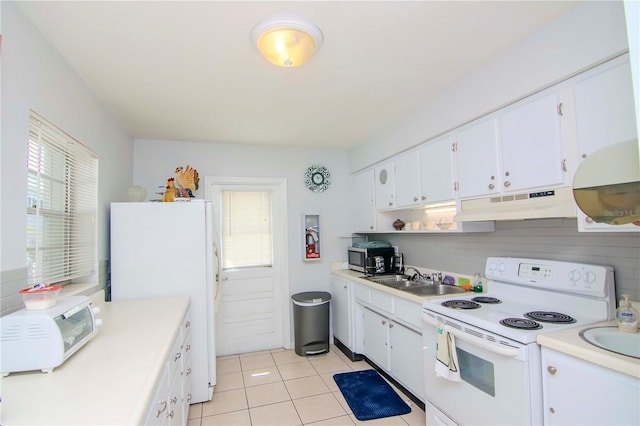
[17,1,581,150]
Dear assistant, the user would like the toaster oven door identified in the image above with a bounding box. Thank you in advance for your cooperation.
[54,305,95,357]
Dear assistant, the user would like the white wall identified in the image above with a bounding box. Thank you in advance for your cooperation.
[349,1,630,172]
[132,139,351,296]
[1,2,133,306]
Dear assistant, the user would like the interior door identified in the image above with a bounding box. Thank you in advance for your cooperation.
[206,179,287,356]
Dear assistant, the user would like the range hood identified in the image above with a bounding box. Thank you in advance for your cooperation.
[454,186,577,222]
[573,139,640,226]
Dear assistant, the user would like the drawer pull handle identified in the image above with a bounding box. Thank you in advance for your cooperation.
[171,396,177,405]
[168,410,174,419]
[186,344,191,352]
[174,352,182,361]
[186,368,192,376]
[185,321,191,328]
[156,400,167,417]
[187,393,192,403]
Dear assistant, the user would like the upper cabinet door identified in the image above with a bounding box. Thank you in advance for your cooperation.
[394,150,421,207]
[419,136,455,204]
[500,92,564,193]
[351,169,376,232]
[574,58,638,157]
[455,117,501,199]
[374,161,395,210]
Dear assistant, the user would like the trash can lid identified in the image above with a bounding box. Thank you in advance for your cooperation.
[291,291,331,305]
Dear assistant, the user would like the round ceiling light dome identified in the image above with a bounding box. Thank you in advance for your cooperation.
[251,16,323,67]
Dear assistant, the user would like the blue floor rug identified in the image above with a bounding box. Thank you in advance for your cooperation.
[333,369,411,421]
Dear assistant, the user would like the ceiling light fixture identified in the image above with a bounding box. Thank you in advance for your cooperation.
[251,16,323,67]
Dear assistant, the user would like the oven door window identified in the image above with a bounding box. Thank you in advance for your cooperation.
[457,347,495,396]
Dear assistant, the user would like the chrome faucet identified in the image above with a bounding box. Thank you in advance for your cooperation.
[405,267,427,281]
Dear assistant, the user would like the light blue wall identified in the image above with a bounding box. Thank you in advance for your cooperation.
[0,2,133,311]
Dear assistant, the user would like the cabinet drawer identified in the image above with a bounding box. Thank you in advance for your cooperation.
[353,283,370,303]
[370,289,393,313]
[144,364,170,426]
[394,298,421,330]
[168,332,182,380]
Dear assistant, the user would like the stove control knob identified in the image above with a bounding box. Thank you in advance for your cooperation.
[568,270,581,282]
[488,261,497,272]
[584,271,596,284]
[497,262,507,272]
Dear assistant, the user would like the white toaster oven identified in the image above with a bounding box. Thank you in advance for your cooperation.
[1,295,100,375]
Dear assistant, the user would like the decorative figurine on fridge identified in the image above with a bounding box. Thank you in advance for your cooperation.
[175,165,200,197]
[162,178,176,202]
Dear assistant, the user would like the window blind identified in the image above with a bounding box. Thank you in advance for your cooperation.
[221,190,272,269]
[26,112,98,285]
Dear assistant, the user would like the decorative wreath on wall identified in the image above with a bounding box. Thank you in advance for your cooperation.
[305,165,331,193]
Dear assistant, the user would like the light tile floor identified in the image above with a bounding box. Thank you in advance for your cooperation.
[187,345,425,426]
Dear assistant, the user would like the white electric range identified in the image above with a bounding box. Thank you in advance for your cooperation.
[421,257,615,426]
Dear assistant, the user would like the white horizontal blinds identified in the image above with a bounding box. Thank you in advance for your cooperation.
[221,190,272,269]
[27,112,98,285]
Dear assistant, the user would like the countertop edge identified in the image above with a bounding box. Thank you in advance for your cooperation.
[537,321,640,379]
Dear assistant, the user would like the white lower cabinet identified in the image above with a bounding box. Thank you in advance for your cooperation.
[353,282,424,401]
[331,276,355,353]
[388,320,424,401]
[363,308,390,369]
[145,307,192,426]
[541,347,640,425]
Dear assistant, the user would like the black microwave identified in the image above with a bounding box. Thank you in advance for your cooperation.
[347,246,395,273]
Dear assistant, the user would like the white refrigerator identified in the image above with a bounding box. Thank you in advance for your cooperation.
[110,201,217,403]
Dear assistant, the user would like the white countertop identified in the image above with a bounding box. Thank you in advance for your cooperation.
[1,294,190,425]
[537,320,640,379]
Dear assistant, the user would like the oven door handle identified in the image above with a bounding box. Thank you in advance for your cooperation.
[423,312,520,358]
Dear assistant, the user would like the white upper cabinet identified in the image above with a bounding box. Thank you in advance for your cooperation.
[574,56,637,157]
[456,91,566,200]
[351,169,376,232]
[419,135,455,204]
[374,161,395,210]
[572,54,638,232]
[394,150,421,207]
[393,136,456,208]
[499,92,565,192]
[455,117,501,199]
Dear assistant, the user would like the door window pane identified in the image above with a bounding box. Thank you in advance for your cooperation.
[221,191,272,269]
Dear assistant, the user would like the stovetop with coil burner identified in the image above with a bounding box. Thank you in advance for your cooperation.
[423,257,616,344]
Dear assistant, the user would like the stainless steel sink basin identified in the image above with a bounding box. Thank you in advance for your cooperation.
[579,326,640,359]
[362,275,467,295]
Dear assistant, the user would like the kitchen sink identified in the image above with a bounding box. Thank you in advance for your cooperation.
[579,326,640,359]
[404,284,467,296]
[362,275,467,295]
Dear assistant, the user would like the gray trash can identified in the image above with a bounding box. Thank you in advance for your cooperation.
[292,291,331,356]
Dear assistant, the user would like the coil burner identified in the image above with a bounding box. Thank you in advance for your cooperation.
[499,318,542,330]
[442,300,481,310]
[524,311,576,324]
[471,296,502,304]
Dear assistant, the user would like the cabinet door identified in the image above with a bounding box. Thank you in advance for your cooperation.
[574,58,637,158]
[542,348,640,425]
[374,162,395,210]
[331,276,352,349]
[419,136,455,204]
[363,308,389,370]
[394,150,421,207]
[389,321,424,401]
[573,57,639,232]
[455,118,501,199]
[351,169,376,232]
[500,92,564,192]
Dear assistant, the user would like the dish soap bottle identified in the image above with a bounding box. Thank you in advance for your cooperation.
[616,294,639,333]
[473,273,483,293]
